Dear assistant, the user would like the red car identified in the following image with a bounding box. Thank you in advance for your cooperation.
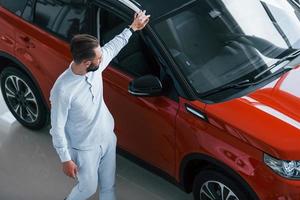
[1,0,300,199]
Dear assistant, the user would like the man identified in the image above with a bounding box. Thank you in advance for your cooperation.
[49,11,150,200]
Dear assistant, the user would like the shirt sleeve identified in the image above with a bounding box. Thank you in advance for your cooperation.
[98,28,133,72]
[49,86,71,163]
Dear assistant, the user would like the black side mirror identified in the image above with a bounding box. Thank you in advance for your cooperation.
[128,75,163,97]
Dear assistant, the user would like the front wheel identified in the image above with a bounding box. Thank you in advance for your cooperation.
[0,67,48,130]
[193,170,253,200]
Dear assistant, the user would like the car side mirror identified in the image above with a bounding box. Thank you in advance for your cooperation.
[128,75,163,97]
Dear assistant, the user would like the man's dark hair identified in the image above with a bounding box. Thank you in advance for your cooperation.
[70,34,99,64]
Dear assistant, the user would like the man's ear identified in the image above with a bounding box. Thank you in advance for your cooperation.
[82,60,92,67]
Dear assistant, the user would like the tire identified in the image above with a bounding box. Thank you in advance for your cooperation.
[193,170,252,200]
[0,67,48,130]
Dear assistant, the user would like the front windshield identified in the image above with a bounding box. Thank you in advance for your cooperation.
[154,0,300,97]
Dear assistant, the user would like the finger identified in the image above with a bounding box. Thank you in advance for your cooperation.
[141,17,147,24]
[134,13,138,18]
[70,170,75,178]
[139,10,146,17]
[141,16,149,23]
[74,167,78,176]
[142,14,150,19]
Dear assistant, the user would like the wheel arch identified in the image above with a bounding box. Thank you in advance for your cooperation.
[0,51,49,112]
[179,153,259,200]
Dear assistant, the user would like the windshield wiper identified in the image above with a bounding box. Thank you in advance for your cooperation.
[201,66,293,98]
[253,49,300,80]
[201,79,252,98]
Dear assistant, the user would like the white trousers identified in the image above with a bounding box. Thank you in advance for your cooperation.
[66,135,117,200]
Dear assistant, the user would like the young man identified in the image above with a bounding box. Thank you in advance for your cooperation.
[49,11,150,200]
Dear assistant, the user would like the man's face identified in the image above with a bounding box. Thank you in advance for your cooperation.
[86,46,103,73]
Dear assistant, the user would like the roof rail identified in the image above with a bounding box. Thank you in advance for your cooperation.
[117,0,141,13]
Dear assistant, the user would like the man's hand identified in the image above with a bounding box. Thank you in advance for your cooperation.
[62,160,78,178]
[130,10,150,32]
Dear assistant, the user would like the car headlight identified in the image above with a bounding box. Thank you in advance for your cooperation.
[264,153,300,179]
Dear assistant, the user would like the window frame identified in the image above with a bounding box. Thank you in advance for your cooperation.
[95,3,162,79]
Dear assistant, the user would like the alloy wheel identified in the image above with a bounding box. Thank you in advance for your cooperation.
[199,180,239,200]
[4,75,39,123]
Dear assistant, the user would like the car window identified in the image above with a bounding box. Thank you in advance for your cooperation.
[0,0,28,16]
[21,0,35,21]
[54,5,89,41]
[99,8,159,77]
[34,0,88,41]
[34,0,64,30]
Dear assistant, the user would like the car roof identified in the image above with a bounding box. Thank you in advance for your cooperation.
[95,0,196,21]
[133,0,195,19]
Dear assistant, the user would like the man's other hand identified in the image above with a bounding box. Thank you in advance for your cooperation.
[130,10,150,31]
[63,160,78,178]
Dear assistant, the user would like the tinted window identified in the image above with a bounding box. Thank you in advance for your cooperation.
[34,0,64,30]
[34,0,88,41]
[0,0,28,16]
[100,9,158,77]
[55,5,88,41]
[21,0,34,21]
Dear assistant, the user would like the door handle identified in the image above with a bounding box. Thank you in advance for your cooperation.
[20,36,35,48]
[185,104,207,121]
[0,35,14,45]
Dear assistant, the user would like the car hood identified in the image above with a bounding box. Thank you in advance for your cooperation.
[203,66,300,160]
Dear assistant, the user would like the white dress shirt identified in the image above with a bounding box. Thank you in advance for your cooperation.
[49,28,132,162]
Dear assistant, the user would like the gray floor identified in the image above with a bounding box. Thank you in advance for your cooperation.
[0,92,193,200]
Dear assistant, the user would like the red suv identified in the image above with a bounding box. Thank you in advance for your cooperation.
[2,0,300,199]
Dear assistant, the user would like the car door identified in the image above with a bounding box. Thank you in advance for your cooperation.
[0,1,26,57]
[14,0,94,106]
[96,5,179,176]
